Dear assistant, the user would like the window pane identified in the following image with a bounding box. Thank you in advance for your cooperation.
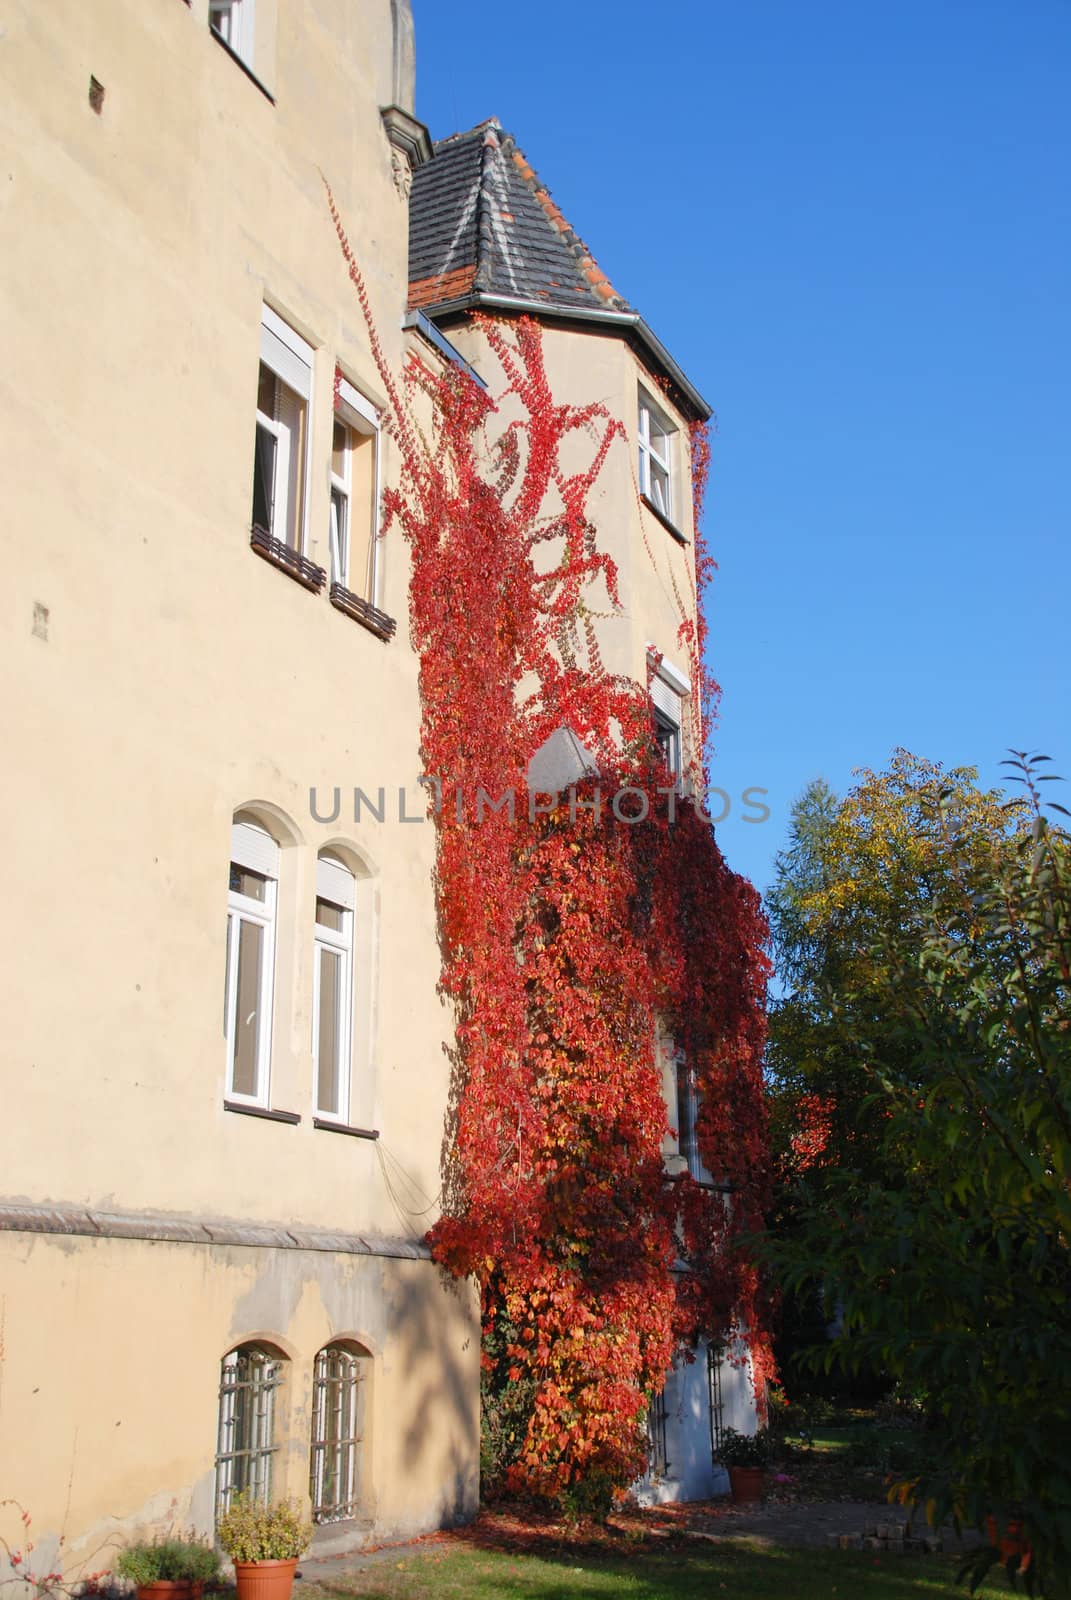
[650,459,669,514]
[257,363,277,417]
[650,413,671,453]
[332,420,349,480]
[252,422,276,535]
[349,430,376,601]
[676,1064,695,1171]
[276,381,307,551]
[330,488,348,587]
[232,917,265,1097]
[230,864,267,902]
[316,946,342,1114]
[316,897,344,932]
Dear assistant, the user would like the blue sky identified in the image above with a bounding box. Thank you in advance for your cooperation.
[410,0,1070,895]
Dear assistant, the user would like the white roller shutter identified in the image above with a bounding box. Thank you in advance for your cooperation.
[317,854,355,910]
[231,819,280,878]
[260,305,312,398]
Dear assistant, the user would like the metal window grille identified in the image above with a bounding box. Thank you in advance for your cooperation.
[707,1342,726,1463]
[309,1345,363,1523]
[646,1388,669,1479]
[216,1345,282,1519]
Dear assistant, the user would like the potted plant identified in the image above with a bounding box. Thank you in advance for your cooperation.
[717,1426,771,1504]
[216,1497,311,1600]
[116,1536,220,1600]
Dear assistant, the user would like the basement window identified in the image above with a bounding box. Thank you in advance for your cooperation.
[215,1343,284,1519]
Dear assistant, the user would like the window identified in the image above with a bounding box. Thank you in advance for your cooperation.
[646,1386,669,1479]
[658,1022,712,1183]
[675,1048,700,1176]
[707,1341,726,1463]
[253,307,313,554]
[224,817,278,1106]
[313,853,355,1122]
[653,709,681,781]
[332,374,381,604]
[309,1342,367,1523]
[649,656,690,784]
[215,1343,283,1518]
[210,0,255,68]
[638,389,675,520]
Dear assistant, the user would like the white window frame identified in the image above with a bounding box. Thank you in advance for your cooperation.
[255,306,314,553]
[215,1343,282,1521]
[225,819,279,1108]
[210,0,256,68]
[674,1049,715,1184]
[312,854,355,1123]
[329,422,351,590]
[309,1343,365,1523]
[638,389,676,521]
[650,654,691,784]
[334,374,381,605]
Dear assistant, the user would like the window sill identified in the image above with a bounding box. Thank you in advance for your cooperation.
[251,526,327,593]
[209,25,275,103]
[225,1100,301,1125]
[329,582,397,641]
[663,1169,732,1194]
[640,494,690,546]
[313,1117,380,1140]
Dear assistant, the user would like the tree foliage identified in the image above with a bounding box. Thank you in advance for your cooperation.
[766,751,1071,1594]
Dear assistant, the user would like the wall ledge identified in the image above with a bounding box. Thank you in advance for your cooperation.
[0,1201,431,1261]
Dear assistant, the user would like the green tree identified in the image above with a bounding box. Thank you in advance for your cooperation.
[766,752,1071,1594]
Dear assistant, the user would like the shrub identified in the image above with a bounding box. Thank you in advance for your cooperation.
[559,1471,618,1525]
[115,1538,220,1587]
[717,1427,772,1468]
[215,1499,311,1564]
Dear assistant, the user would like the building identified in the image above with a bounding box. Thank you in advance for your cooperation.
[408,120,762,1504]
[0,5,762,1565]
[0,0,480,1574]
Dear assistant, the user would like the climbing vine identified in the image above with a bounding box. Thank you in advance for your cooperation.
[328,185,772,1502]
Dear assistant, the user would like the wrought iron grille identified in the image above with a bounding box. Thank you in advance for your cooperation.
[215,1345,282,1520]
[707,1341,726,1463]
[309,1345,364,1523]
[646,1387,669,1479]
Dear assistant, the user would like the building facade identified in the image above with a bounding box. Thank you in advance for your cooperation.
[1,18,758,1569]
[0,0,479,1575]
[408,120,762,1504]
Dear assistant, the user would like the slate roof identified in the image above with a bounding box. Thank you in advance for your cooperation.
[409,119,632,316]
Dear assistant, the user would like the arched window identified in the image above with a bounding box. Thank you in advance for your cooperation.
[308,1341,368,1524]
[215,1342,285,1518]
[313,853,355,1122]
[225,816,279,1106]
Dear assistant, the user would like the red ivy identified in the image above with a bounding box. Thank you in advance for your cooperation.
[328,184,772,1496]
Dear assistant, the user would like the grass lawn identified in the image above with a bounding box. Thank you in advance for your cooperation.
[301,1536,1014,1600]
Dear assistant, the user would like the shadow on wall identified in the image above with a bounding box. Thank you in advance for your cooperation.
[388,1260,479,1528]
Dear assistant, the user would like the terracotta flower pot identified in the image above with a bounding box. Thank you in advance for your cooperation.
[136,1583,203,1600]
[729,1465,764,1504]
[985,1516,1032,1572]
[233,1558,299,1600]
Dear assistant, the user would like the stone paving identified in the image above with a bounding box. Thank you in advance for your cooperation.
[670,1497,983,1552]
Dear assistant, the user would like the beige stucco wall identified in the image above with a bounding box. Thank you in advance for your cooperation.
[0,0,478,1569]
[0,0,448,1231]
[443,320,705,744]
[0,1232,478,1574]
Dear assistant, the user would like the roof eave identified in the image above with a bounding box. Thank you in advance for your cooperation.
[416,290,712,422]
